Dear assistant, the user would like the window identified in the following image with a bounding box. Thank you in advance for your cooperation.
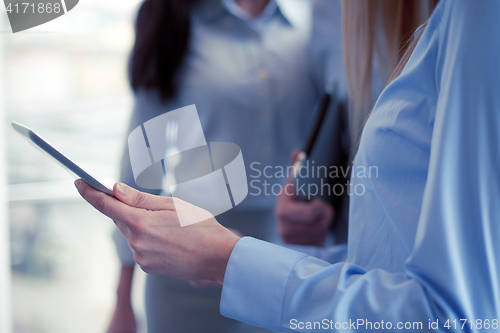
[4,1,146,331]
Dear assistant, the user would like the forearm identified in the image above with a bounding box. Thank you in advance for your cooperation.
[116,265,134,302]
[108,264,137,333]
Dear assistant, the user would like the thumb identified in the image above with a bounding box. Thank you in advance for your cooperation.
[113,182,174,211]
[290,149,301,165]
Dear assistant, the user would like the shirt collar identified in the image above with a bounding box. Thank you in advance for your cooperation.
[222,0,278,23]
[194,0,293,26]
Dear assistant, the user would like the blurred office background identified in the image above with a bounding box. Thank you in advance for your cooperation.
[0,1,147,332]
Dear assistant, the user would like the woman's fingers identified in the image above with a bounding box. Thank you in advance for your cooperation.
[308,199,334,222]
[75,180,141,227]
[276,196,323,224]
[113,182,174,211]
[289,149,301,165]
[276,196,334,246]
[115,220,133,239]
[76,179,237,282]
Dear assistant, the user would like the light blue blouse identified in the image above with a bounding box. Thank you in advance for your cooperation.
[221,0,500,331]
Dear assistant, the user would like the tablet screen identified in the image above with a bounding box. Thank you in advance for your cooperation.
[12,122,115,197]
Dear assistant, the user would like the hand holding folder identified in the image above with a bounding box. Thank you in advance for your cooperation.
[275,87,347,246]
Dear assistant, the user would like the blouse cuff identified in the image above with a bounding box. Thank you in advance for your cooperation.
[220,237,308,331]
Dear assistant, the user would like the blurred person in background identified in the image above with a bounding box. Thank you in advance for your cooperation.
[76,0,500,330]
[275,0,437,249]
[110,0,348,332]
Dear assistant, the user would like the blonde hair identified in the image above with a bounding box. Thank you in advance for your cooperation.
[341,0,438,157]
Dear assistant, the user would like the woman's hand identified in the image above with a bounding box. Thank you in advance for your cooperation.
[275,180,334,246]
[274,150,334,246]
[75,180,240,284]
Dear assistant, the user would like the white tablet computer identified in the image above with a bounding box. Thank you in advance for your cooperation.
[12,122,115,197]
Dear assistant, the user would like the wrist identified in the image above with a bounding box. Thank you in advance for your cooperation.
[214,233,241,284]
[116,265,134,302]
[116,289,132,303]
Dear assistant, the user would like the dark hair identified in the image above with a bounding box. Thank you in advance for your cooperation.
[129,0,199,101]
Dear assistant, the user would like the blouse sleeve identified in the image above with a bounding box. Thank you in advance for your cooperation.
[284,243,347,264]
[221,1,500,331]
